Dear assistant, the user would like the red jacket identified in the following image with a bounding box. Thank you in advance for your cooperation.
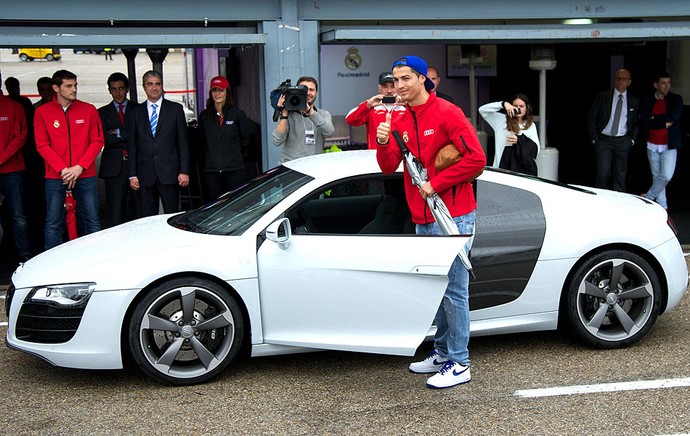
[377,92,486,224]
[34,97,104,179]
[0,92,27,174]
[346,101,406,149]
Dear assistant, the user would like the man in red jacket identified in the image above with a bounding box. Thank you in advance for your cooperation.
[34,70,103,249]
[376,55,486,389]
[345,71,405,149]
[0,72,31,261]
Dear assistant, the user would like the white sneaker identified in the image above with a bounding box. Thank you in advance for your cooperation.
[409,350,448,374]
[426,361,471,389]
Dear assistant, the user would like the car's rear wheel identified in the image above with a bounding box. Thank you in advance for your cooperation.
[19,53,29,61]
[46,54,54,61]
[564,250,661,348]
[128,277,244,385]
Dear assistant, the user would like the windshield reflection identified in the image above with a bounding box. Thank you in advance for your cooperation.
[169,166,313,235]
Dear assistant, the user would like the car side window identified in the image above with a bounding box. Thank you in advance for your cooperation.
[287,175,413,235]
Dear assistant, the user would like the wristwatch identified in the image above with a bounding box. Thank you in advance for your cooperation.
[280,115,289,120]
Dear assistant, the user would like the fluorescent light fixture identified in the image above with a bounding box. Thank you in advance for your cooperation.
[564,18,594,25]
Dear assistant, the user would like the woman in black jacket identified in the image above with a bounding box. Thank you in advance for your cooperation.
[198,76,251,203]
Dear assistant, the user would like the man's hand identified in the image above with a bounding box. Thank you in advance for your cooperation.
[366,94,384,109]
[61,165,84,189]
[376,112,392,145]
[419,181,436,199]
[130,177,140,190]
[178,173,190,187]
[276,94,288,118]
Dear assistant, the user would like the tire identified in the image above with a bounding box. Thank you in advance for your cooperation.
[46,54,54,61]
[19,53,29,61]
[128,277,244,385]
[564,249,661,349]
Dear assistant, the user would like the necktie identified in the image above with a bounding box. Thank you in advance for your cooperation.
[118,104,125,125]
[150,103,158,136]
[610,94,623,136]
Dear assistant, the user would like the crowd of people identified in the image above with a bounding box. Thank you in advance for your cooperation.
[0,68,255,263]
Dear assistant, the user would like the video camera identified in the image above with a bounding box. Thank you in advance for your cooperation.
[270,79,308,121]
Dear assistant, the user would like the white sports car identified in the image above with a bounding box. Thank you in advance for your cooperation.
[5,150,688,385]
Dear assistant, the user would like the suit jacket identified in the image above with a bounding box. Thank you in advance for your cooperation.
[128,99,190,187]
[640,91,684,149]
[587,90,639,146]
[98,99,138,178]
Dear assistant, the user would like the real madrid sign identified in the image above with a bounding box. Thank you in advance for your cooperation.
[338,47,370,78]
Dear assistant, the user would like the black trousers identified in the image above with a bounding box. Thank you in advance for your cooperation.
[595,135,632,192]
[137,181,180,217]
[200,169,247,203]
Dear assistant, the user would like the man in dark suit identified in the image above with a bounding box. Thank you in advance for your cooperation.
[98,72,138,227]
[128,70,190,217]
[587,68,639,192]
[427,66,454,104]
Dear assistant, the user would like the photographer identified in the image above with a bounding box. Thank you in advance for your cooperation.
[479,95,539,175]
[271,76,334,163]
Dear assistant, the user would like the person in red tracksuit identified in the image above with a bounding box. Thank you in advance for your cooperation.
[345,71,406,150]
[0,72,31,262]
[34,70,103,250]
[376,55,486,389]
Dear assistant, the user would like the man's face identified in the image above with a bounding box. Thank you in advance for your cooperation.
[53,79,77,103]
[654,77,671,97]
[108,80,129,104]
[298,80,317,105]
[393,66,425,103]
[378,81,395,96]
[614,70,632,93]
[38,83,55,102]
[143,74,163,101]
[426,68,440,90]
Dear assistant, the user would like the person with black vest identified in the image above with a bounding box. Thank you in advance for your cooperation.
[197,76,250,203]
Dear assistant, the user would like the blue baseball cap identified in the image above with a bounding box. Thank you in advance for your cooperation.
[392,56,435,91]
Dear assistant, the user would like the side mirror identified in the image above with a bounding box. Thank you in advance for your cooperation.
[266,218,292,250]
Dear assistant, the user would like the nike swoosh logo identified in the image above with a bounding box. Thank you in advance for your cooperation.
[433,359,445,365]
[453,367,469,376]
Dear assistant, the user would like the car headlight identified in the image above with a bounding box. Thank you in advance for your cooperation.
[25,283,96,307]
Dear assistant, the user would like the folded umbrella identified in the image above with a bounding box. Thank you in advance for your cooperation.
[392,131,475,279]
[64,190,78,240]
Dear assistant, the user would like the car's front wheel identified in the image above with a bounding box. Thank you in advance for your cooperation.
[46,54,54,61]
[564,250,661,348]
[128,278,244,385]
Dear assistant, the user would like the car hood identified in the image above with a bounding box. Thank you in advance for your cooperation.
[12,215,258,291]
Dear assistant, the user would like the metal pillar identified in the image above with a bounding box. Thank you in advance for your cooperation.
[122,48,139,103]
[146,48,169,79]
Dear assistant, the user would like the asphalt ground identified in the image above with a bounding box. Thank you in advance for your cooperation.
[1,255,689,434]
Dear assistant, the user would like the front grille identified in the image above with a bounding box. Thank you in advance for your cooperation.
[15,299,88,344]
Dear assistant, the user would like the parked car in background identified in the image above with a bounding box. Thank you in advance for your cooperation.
[18,48,61,61]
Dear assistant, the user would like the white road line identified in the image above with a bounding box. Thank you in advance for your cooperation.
[514,377,690,398]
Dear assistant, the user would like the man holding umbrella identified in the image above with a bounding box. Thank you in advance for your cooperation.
[34,70,103,250]
[376,56,486,389]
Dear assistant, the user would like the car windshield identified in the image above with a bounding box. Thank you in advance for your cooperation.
[169,166,313,235]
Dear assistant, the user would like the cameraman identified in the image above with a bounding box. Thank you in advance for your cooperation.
[272,76,334,163]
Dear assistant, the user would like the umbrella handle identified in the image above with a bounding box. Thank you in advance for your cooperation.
[392,130,409,154]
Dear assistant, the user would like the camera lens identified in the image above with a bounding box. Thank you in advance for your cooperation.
[288,95,302,107]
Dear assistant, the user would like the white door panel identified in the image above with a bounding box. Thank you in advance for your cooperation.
[257,233,470,355]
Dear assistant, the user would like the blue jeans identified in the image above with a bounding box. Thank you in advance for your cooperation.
[416,210,475,367]
[45,177,101,250]
[645,147,677,209]
[0,171,31,257]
